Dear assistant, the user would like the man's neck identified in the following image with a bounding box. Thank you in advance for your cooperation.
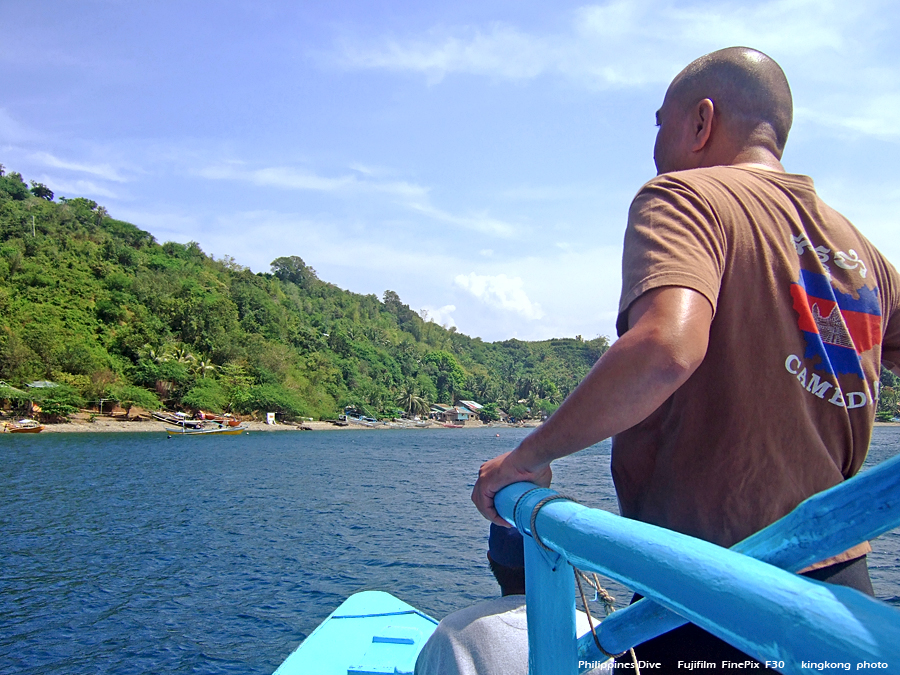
[729,146,785,172]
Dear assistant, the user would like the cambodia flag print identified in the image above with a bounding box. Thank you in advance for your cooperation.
[790,269,882,378]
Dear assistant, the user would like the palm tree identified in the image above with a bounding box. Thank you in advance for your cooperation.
[192,359,217,379]
[396,383,430,418]
[169,346,196,364]
[96,206,109,227]
[141,344,169,363]
[516,375,536,400]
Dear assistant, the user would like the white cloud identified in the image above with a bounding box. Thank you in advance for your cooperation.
[406,200,517,238]
[454,272,544,320]
[30,151,127,182]
[339,0,863,88]
[349,162,376,176]
[198,161,519,238]
[152,208,464,286]
[796,93,900,141]
[198,162,428,199]
[341,24,552,83]
[106,204,622,342]
[201,164,354,191]
[45,178,119,200]
[336,0,897,142]
[106,208,200,242]
[420,304,457,329]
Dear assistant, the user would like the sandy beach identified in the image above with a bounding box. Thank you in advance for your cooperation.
[17,417,895,433]
[32,419,377,433]
[29,418,532,433]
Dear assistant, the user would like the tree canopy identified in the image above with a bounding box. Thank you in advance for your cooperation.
[0,166,611,420]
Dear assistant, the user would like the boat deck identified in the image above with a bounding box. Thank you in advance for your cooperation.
[273,591,438,675]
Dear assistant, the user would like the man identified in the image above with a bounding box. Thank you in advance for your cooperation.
[415,525,604,675]
[472,47,900,669]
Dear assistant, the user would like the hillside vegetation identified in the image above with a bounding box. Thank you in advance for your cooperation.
[0,166,610,420]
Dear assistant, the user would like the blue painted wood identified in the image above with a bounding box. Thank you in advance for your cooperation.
[735,449,900,569]
[577,450,900,662]
[512,487,579,675]
[272,591,438,675]
[495,482,900,675]
[575,599,679,668]
[524,535,578,675]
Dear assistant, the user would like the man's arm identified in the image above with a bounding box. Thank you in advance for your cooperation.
[472,286,714,526]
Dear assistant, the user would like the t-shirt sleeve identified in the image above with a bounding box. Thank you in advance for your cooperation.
[616,175,727,336]
[414,624,463,675]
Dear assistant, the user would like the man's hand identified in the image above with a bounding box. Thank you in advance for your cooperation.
[472,447,552,526]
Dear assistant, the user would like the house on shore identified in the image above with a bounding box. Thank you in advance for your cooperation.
[430,403,481,425]
[457,400,482,418]
[458,399,509,423]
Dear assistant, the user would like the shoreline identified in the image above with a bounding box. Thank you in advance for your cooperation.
[23,418,543,433]
[13,418,896,433]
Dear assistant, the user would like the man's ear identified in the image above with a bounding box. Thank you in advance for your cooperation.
[691,98,715,152]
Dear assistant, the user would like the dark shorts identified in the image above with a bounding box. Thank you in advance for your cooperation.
[615,556,873,674]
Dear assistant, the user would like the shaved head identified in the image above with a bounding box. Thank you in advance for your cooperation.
[668,47,793,157]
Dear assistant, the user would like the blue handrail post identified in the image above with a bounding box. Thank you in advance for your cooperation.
[496,485,580,675]
[523,535,578,675]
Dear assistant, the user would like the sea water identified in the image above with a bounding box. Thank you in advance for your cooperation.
[1,427,899,675]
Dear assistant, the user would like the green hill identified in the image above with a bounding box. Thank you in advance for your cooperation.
[0,166,609,420]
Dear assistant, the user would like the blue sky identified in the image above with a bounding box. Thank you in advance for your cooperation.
[1,0,898,342]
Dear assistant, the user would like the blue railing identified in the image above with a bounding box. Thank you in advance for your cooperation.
[494,452,900,675]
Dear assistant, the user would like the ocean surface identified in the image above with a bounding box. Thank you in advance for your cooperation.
[2,426,899,675]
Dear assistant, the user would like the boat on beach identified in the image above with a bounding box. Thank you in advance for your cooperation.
[153,410,245,434]
[152,411,203,428]
[342,414,379,427]
[164,422,248,436]
[3,418,44,433]
[197,410,242,426]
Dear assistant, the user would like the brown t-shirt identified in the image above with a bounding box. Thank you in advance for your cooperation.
[614,165,900,566]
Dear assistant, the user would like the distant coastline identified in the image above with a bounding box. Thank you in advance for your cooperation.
[25,419,543,433]
[17,419,891,433]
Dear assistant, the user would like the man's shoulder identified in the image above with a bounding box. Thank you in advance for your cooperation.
[415,596,529,675]
[436,595,527,632]
[640,165,814,194]
[629,167,819,225]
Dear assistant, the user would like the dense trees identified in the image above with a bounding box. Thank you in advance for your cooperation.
[29,181,53,201]
[878,369,899,422]
[0,166,610,420]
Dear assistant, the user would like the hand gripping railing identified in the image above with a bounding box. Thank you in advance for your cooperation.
[494,451,900,675]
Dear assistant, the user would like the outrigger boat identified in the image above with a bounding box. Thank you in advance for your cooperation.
[164,421,248,436]
[274,452,900,675]
[342,414,379,428]
[197,410,242,426]
[152,411,203,428]
[3,419,44,433]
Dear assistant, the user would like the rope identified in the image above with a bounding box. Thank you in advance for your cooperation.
[574,569,624,659]
[529,494,578,552]
[575,569,616,617]
[573,568,641,674]
[527,493,640,674]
